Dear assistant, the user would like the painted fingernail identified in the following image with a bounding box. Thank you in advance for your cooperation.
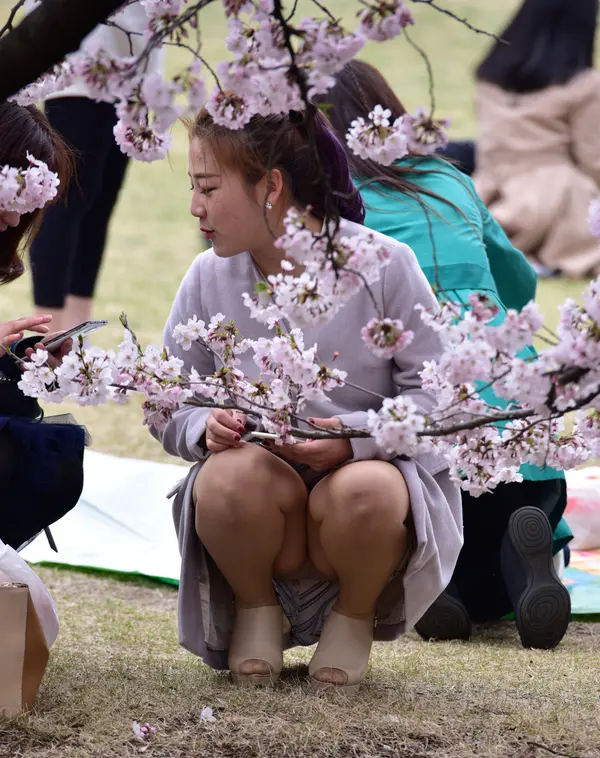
[234,434,241,442]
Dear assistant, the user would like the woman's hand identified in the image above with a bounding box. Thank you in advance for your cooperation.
[205,408,247,452]
[0,314,52,356]
[24,333,74,370]
[277,417,353,472]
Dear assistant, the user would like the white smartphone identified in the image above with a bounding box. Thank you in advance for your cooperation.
[43,320,108,351]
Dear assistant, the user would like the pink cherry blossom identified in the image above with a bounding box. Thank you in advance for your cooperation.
[402,108,450,155]
[0,153,60,214]
[357,0,415,42]
[361,317,414,358]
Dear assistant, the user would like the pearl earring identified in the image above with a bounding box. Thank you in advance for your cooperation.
[266,201,273,210]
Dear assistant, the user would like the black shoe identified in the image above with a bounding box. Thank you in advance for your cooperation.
[501,506,571,650]
[415,582,472,641]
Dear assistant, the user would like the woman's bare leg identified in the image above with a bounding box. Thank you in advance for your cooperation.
[308,460,411,617]
[194,444,308,607]
[307,461,411,688]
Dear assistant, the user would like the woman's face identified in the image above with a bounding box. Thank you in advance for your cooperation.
[0,210,21,233]
[188,137,272,258]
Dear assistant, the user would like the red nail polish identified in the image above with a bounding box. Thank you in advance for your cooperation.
[234,434,241,442]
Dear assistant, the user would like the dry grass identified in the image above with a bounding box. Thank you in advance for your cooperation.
[1,568,599,758]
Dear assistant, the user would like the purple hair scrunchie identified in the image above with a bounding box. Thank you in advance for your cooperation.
[313,112,365,225]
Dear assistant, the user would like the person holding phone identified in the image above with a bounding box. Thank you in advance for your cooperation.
[0,100,86,551]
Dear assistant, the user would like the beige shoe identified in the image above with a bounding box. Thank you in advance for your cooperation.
[228,604,284,686]
[309,610,374,694]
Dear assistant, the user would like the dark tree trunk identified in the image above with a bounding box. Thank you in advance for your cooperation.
[0,0,127,101]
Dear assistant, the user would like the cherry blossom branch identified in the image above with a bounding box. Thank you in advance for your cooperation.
[0,0,27,38]
[411,0,506,42]
[185,396,371,440]
[104,19,139,58]
[424,381,600,437]
[403,29,435,117]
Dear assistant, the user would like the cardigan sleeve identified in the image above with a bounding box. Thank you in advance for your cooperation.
[149,257,216,462]
[335,243,445,462]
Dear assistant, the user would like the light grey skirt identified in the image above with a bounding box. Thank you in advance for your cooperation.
[169,454,462,670]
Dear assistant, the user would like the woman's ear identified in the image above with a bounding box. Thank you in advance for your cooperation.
[257,168,285,209]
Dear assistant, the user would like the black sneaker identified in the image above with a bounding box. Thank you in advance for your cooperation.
[501,506,571,650]
[415,582,472,641]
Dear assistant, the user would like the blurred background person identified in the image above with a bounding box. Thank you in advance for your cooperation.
[315,59,572,650]
[473,0,600,279]
[28,2,163,331]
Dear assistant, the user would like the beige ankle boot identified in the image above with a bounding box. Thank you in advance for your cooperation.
[309,610,374,694]
[228,604,284,686]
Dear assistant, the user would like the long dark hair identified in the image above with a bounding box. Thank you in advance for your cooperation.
[190,102,365,224]
[0,101,71,285]
[311,59,457,209]
[476,0,598,94]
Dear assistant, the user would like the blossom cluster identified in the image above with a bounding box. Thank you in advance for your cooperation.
[0,153,60,214]
[411,283,600,494]
[9,1,448,164]
[242,209,395,328]
[18,311,347,441]
[357,0,415,42]
[207,5,364,129]
[16,271,600,492]
[346,105,450,165]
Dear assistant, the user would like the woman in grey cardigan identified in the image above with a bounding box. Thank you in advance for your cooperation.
[152,106,462,693]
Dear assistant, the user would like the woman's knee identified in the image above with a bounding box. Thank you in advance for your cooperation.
[193,444,306,523]
[314,462,410,532]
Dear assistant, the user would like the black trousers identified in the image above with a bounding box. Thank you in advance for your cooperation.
[30,97,129,308]
[453,478,567,621]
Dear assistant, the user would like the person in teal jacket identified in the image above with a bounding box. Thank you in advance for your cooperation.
[313,60,572,649]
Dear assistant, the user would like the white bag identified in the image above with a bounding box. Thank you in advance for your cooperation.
[0,538,59,648]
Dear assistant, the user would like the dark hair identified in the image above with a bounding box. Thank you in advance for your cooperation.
[476,0,598,94]
[189,102,365,224]
[0,100,72,285]
[311,60,457,208]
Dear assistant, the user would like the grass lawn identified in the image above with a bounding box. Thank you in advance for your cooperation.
[1,2,600,756]
[1,567,599,758]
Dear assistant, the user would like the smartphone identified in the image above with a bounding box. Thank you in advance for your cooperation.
[249,431,278,440]
[43,320,108,351]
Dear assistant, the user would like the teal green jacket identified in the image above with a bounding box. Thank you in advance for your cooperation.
[357,158,570,549]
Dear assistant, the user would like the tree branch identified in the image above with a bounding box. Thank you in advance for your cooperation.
[411,0,506,42]
[0,0,27,38]
[0,0,127,101]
